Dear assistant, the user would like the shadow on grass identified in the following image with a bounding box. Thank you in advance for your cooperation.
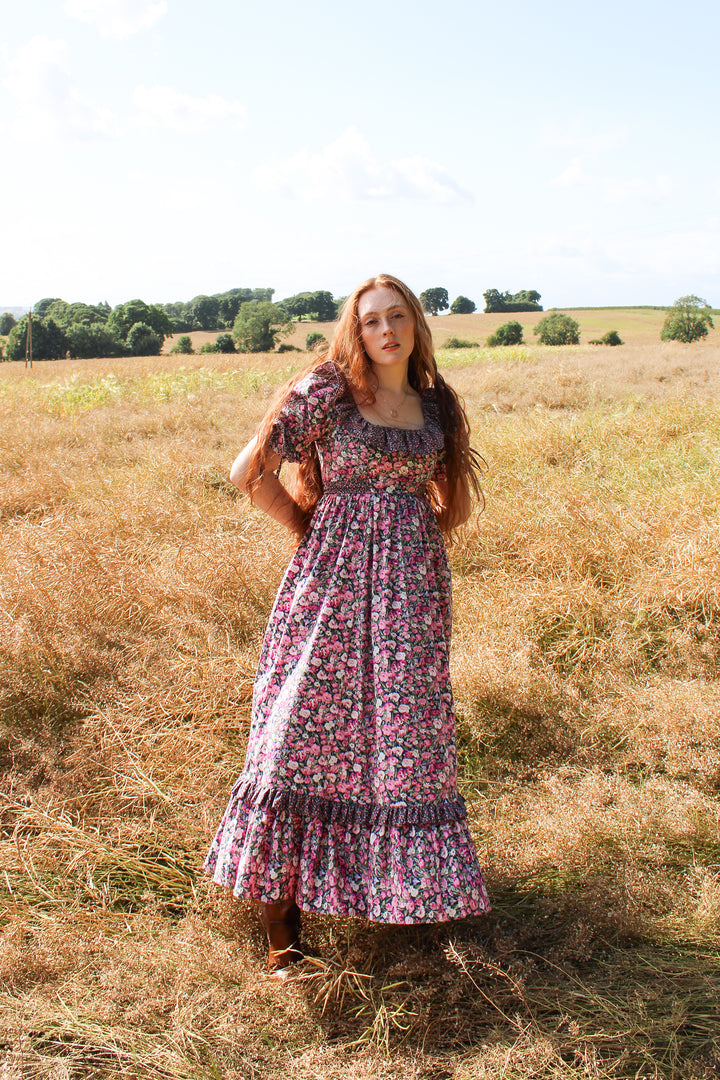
[456,696,586,786]
[293,884,720,1078]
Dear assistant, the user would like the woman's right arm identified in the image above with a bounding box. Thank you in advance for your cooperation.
[229,436,306,538]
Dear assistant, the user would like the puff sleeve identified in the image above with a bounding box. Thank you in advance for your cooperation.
[268,361,343,464]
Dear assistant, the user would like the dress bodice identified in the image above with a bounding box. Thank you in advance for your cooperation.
[269,361,446,495]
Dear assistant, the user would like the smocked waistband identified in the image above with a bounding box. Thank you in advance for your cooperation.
[322,479,427,497]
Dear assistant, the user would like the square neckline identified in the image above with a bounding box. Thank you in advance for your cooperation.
[347,391,428,433]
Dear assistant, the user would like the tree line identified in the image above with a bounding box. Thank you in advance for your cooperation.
[461,295,714,348]
[1,284,488,360]
[0,287,354,361]
[417,287,543,316]
[2,299,173,362]
[2,287,713,361]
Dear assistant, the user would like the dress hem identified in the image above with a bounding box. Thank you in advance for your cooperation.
[206,879,492,924]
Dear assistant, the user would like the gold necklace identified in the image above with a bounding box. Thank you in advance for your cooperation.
[376,385,410,419]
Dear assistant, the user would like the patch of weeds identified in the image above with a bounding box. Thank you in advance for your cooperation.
[632,600,720,675]
[436,345,533,369]
[27,365,298,418]
[0,692,86,735]
[8,802,198,917]
[201,467,239,498]
[42,374,123,416]
[444,337,477,349]
[82,839,198,915]
[530,606,613,675]
[22,1022,219,1080]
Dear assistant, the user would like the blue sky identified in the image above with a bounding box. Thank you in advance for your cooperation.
[1,0,718,310]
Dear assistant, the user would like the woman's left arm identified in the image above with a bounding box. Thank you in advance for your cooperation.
[229,435,306,537]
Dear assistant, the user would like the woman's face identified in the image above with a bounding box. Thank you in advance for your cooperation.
[357,286,415,371]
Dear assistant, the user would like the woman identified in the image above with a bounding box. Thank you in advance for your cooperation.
[205,273,491,974]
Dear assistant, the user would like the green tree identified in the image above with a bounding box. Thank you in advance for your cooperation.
[311,290,337,321]
[170,334,194,354]
[187,295,220,330]
[66,323,125,358]
[45,300,110,331]
[281,290,337,322]
[33,298,62,319]
[216,287,275,327]
[487,320,523,346]
[482,289,504,313]
[217,291,248,328]
[419,288,449,316]
[279,293,311,320]
[483,288,542,313]
[6,316,68,361]
[306,331,327,351]
[232,302,290,352]
[215,333,236,353]
[158,288,276,331]
[450,295,476,314]
[0,312,17,335]
[589,329,623,346]
[660,295,715,343]
[514,289,541,305]
[126,321,163,356]
[534,312,580,345]
[108,300,172,343]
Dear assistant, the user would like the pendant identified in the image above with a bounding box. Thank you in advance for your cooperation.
[390,408,398,418]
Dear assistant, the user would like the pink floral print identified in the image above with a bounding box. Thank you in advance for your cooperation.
[205,362,490,923]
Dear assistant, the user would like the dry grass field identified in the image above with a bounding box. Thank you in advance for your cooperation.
[1,338,719,1079]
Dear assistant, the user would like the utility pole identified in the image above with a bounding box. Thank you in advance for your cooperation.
[24,312,33,370]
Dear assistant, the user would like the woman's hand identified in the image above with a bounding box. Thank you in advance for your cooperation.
[230,437,306,537]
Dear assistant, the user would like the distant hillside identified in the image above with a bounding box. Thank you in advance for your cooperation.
[0,306,29,318]
[163,305,720,354]
[427,306,719,348]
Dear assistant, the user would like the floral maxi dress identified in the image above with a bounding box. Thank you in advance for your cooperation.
[204,361,491,923]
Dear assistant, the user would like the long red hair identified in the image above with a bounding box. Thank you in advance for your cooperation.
[247,273,484,535]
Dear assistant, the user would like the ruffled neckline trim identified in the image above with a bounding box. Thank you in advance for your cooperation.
[317,361,445,454]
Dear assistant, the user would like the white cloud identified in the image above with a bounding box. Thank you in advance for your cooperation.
[1,36,119,139]
[552,156,589,188]
[392,155,472,203]
[133,84,247,132]
[63,0,167,39]
[602,174,674,203]
[0,46,246,142]
[541,122,627,155]
[551,157,674,203]
[251,127,472,204]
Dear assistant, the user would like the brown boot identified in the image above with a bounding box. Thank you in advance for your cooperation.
[259,899,302,975]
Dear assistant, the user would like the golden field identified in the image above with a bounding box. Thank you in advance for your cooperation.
[1,338,719,1079]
